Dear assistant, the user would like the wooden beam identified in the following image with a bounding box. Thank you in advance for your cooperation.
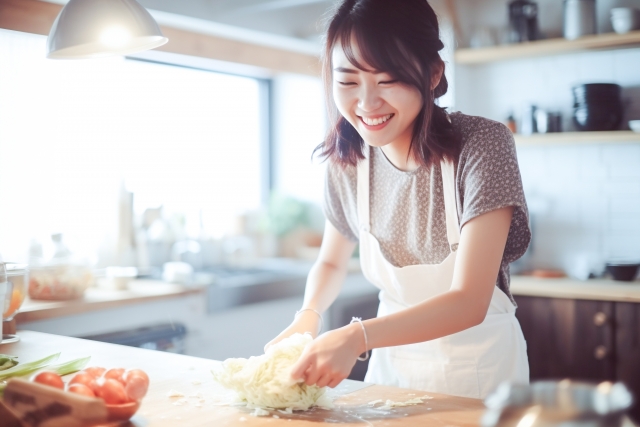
[0,0,62,35]
[0,0,320,76]
[158,26,320,75]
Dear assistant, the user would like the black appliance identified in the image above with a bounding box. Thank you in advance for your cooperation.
[509,0,539,42]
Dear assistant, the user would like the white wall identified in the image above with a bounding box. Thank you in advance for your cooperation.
[455,46,640,275]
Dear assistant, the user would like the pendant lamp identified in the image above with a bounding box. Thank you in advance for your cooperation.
[47,0,168,59]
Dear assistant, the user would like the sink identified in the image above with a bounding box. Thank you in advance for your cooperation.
[194,264,309,313]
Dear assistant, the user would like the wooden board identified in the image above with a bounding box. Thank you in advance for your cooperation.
[1,331,486,426]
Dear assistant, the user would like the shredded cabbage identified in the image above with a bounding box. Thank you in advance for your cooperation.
[212,333,327,410]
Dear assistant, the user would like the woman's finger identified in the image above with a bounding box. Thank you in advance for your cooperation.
[315,373,332,388]
[304,364,323,386]
[289,352,311,381]
[328,377,342,388]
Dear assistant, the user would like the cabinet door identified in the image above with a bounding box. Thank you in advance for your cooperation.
[515,296,615,381]
[615,302,640,424]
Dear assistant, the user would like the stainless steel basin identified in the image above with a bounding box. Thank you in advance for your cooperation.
[195,265,308,313]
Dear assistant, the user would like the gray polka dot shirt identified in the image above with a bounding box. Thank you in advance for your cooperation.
[323,112,531,305]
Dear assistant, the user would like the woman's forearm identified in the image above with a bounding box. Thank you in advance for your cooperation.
[360,206,514,353]
[362,289,485,351]
[301,260,350,313]
[299,220,357,314]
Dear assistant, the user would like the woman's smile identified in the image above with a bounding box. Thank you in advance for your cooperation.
[358,113,394,129]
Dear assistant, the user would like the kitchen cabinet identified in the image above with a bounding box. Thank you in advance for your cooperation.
[515,295,640,423]
[616,302,640,424]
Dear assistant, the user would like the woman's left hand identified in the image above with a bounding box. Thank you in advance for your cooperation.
[289,323,366,388]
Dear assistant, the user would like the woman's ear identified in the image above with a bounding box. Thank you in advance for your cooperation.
[430,59,444,91]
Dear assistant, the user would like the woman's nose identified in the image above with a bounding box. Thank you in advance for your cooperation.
[357,84,383,112]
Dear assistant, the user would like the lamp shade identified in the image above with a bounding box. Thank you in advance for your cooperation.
[47,0,168,59]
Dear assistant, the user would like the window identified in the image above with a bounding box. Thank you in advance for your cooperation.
[0,29,265,264]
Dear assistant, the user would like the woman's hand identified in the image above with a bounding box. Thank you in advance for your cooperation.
[289,323,366,388]
[264,311,322,352]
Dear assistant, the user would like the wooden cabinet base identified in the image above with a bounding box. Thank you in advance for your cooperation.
[616,302,640,424]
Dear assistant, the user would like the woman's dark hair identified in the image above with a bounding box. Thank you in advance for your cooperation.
[315,0,461,168]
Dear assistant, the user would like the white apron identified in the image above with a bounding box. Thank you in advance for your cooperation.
[359,147,529,399]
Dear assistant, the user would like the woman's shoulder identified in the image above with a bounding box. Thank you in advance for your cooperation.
[325,158,358,195]
[449,111,516,154]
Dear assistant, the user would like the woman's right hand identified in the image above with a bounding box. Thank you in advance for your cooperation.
[264,310,322,352]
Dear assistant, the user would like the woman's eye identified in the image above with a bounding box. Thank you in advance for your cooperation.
[337,81,356,86]
[380,79,398,85]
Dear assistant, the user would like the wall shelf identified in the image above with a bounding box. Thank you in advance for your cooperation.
[514,131,640,146]
[455,31,640,65]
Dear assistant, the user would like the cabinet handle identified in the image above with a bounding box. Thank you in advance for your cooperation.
[593,312,608,326]
[594,345,608,360]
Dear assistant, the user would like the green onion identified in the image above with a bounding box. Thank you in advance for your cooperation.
[0,353,90,398]
[0,352,60,381]
[0,354,19,371]
[47,356,91,377]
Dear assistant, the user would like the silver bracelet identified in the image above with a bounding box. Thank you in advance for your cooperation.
[295,308,323,334]
[350,317,369,361]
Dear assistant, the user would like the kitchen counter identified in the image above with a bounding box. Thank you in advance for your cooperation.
[1,331,486,426]
[15,280,205,323]
[510,276,640,303]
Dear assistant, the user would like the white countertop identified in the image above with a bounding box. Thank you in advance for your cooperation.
[510,275,640,303]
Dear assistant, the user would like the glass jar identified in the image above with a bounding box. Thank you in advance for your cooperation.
[2,263,29,321]
[28,234,94,300]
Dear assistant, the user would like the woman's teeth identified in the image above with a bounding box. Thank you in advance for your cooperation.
[361,114,393,126]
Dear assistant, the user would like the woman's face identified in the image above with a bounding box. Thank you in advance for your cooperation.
[331,38,423,149]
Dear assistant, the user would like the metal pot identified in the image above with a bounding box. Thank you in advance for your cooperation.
[482,380,633,427]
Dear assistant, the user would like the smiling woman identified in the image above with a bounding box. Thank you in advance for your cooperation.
[0,29,263,263]
[267,0,531,399]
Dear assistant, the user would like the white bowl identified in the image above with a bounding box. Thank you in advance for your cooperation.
[630,120,640,133]
[612,17,635,34]
[611,8,639,34]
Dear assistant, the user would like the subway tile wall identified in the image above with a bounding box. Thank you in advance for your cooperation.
[455,48,640,276]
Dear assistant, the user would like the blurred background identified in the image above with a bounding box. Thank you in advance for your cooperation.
[0,0,639,421]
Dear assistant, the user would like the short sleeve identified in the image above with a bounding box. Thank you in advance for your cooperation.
[323,163,359,242]
[457,120,531,263]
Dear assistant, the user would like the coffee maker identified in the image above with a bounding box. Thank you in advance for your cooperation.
[509,0,539,42]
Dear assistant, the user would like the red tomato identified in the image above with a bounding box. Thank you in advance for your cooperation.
[68,383,96,397]
[104,368,126,385]
[69,372,98,392]
[124,369,149,384]
[96,379,129,404]
[125,375,149,400]
[33,371,64,389]
[83,367,106,378]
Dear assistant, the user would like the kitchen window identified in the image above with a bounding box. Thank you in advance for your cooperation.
[0,29,268,263]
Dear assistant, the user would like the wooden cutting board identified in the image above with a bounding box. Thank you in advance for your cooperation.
[1,331,485,426]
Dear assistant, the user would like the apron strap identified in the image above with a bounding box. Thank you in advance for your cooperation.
[440,160,461,248]
[356,145,370,233]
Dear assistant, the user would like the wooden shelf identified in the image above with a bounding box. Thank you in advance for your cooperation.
[514,131,640,146]
[455,30,640,64]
